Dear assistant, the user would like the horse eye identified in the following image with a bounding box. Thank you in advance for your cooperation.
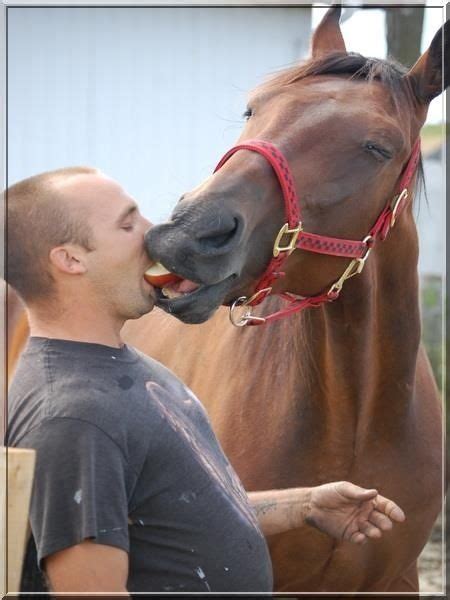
[365,142,392,161]
[243,107,253,121]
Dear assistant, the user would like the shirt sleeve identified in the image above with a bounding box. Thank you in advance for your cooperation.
[19,417,131,567]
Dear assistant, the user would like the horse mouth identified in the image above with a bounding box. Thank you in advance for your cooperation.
[155,274,237,323]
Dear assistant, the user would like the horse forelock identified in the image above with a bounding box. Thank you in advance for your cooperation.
[259,52,409,97]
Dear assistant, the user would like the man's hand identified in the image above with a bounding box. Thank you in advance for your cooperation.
[306,481,406,544]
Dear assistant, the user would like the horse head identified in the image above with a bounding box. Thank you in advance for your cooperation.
[146,7,448,324]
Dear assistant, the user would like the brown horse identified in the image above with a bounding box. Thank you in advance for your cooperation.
[122,7,446,593]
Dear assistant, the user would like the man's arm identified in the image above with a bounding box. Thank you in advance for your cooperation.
[17,420,131,594]
[248,481,405,544]
[44,540,129,594]
[248,487,312,537]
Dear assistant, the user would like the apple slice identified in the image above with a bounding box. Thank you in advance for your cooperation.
[144,263,182,288]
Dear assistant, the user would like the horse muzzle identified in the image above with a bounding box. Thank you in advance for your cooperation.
[144,208,246,322]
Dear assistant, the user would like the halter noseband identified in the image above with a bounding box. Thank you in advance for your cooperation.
[213,138,421,327]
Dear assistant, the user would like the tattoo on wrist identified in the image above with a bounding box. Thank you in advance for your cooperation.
[253,500,277,516]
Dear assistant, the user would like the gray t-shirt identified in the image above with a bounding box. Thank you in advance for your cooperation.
[6,337,273,594]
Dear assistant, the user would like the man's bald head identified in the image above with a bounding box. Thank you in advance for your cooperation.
[6,166,100,303]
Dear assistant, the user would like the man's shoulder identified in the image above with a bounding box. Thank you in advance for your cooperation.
[132,346,197,388]
[7,337,197,451]
[8,339,170,446]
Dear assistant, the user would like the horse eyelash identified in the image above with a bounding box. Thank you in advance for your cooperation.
[364,142,392,161]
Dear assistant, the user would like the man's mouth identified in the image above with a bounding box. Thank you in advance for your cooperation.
[144,263,203,300]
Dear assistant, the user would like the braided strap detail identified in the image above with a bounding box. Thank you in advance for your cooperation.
[296,231,368,258]
[214,140,300,300]
[214,139,300,227]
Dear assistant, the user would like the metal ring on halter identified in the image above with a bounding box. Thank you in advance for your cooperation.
[229,296,267,327]
[229,297,254,327]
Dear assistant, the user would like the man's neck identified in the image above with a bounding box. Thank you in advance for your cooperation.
[27,304,125,349]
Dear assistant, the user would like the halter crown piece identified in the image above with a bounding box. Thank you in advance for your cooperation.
[213,138,422,327]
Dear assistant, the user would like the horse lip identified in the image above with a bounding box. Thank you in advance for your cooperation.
[155,274,236,318]
[155,283,205,305]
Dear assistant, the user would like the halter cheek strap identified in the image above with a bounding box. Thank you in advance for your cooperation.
[213,138,421,326]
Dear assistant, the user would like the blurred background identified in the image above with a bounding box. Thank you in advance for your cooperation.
[5,4,446,592]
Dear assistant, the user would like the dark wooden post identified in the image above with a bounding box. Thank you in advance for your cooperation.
[385,6,425,68]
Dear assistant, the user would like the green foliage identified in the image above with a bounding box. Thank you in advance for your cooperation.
[421,123,445,140]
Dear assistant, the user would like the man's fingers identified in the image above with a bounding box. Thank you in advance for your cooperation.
[368,510,393,531]
[349,531,367,545]
[335,483,406,523]
[373,495,406,522]
[334,485,405,545]
[359,521,382,539]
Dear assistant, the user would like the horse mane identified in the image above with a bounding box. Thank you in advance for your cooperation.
[261,51,409,100]
[258,51,425,206]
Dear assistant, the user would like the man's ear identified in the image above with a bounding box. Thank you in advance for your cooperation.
[49,245,87,275]
[311,5,346,59]
[404,19,449,105]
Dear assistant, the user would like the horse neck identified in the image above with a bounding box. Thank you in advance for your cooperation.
[281,210,420,422]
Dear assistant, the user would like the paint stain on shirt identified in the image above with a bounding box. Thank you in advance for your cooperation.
[118,375,134,390]
[195,566,211,592]
[179,491,197,503]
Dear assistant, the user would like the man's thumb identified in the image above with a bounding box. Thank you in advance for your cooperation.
[338,482,378,500]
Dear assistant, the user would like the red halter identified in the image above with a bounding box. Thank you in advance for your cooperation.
[213,138,421,326]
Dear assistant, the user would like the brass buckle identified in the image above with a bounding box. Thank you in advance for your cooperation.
[327,236,373,297]
[229,288,271,327]
[390,189,408,227]
[273,222,303,258]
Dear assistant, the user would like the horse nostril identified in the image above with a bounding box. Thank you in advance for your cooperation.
[197,217,240,251]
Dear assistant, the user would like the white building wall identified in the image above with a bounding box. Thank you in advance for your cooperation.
[8,7,311,221]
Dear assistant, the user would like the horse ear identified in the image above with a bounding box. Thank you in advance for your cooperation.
[404,19,449,104]
[311,5,346,58]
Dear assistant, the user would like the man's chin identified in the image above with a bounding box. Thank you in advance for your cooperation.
[141,296,157,316]
[124,296,157,321]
